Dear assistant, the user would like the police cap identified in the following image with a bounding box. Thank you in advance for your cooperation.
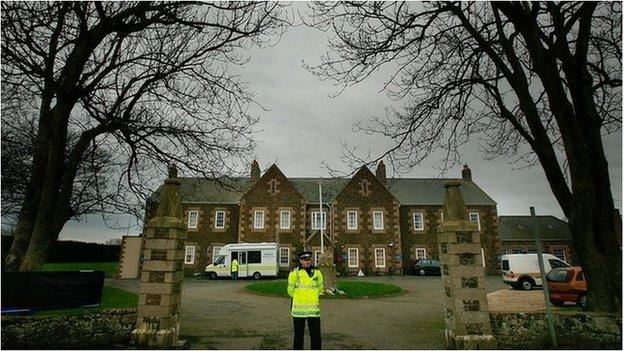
[298,251,313,260]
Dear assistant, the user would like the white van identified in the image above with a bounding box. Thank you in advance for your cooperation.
[501,253,570,290]
[204,242,278,280]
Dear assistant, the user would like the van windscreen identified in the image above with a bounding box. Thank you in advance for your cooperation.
[501,260,509,271]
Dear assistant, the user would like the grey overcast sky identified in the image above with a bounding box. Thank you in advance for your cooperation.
[58,4,622,243]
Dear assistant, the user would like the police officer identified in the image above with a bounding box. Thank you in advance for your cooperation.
[231,257,239,280]
[288,251,324,350]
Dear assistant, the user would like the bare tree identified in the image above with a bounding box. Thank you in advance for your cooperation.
[306,1,621,311]
[1,1,289,271]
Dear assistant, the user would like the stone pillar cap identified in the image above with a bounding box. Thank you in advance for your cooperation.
[444,180,463,188]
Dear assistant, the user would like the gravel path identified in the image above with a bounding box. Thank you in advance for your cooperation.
[107,275,517,349]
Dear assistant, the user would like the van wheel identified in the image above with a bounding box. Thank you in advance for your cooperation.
[577,294,588,308]
[207,272,217,280]
[252,272,262,280]
[519,278,534,290]
[419,269,426,276]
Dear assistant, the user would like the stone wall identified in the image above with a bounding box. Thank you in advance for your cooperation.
[238,164,307,271]
[1,309,137,349]
[400,204,501,275]
[332,166,402,276]
[490,311,621,349]
[183,203,240,275]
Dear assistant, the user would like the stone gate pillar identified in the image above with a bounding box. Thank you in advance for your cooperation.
[437,180,496,349]
[318,252,337,291]
[131,166,186,348]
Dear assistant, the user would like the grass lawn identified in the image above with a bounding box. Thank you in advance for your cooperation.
[245,279,404,299]
[42,262,118,278]
[35,285,138,316]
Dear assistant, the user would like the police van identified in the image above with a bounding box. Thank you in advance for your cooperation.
[204,242,278,280]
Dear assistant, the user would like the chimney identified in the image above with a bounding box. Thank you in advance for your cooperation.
[250,160,260,183]
[462,164,472,182]
[168,163,178,179]
[375,160,386,184]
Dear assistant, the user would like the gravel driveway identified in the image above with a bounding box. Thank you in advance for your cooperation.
[109,275,514,349]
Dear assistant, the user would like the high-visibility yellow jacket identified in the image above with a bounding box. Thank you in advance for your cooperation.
[231,259,239,272]
[287,267,324,318]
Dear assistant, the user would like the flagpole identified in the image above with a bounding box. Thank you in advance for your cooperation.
[319,182,324,253]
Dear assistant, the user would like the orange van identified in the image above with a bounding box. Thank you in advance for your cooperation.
[545,266,588,307]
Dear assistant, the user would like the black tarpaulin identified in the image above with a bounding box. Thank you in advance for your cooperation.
[1,271,104,312]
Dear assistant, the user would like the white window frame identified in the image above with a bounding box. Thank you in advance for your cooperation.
[185,245,195,264]
[552,248,566,262]
[187,210,199,229]
[413,212,424,231]
[373,211,384,230]
[280,210,291,229]
[279,247,290,267]
[314,250,322,266]
[214,211,225,229]
[415,248,427,260]
[469,212,481,231]
[212,246,222,263]
[374,248,386,268]
[311,211,326,230]
[348,248,359,268]
[254,210,265,229]
[347,211,358,230]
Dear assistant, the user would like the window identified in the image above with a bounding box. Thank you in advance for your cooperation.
[469,212,481,231]
[375,248,386,268]
[373,211,384,230]
[314,250,322,266]
[348,248,359,267]
[548,259,569,269]
[311,211,326,230]
[185,246,195,264]
[413,212,424,231]
[215,211,225,229]
[552,248,566,262]
[347,211,358,230]
[214,256,225,265]
[188,211,199,229]
[501,260,510,271]
[248,251,261,264]
[528,248,537,254]
[279,247,290,267]
[254,210,264,229]
[415,248,427,260]
[212,246,222,262]
[511,249,523,254]
[280,211,291,229]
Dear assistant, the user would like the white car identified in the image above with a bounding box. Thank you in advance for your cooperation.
[501,253,570,290]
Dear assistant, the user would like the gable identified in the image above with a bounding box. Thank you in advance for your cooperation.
[240,164,305,203]
[334,166,398,205]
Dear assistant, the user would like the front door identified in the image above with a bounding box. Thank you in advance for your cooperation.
[237,251,248,278]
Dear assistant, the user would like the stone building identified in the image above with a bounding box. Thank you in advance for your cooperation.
[144,161,502,275]
[498,215,577,264]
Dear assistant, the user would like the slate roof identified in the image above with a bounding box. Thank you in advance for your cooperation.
[385,178,496,206]
[150,176,496,206]
[498,216,572,241]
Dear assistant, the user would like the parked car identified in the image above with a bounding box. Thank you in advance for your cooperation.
[546,266,588,307]
[411,259,441,276]
[501,253,570,290]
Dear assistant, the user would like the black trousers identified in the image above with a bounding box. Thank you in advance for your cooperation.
[293,317,321,350]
